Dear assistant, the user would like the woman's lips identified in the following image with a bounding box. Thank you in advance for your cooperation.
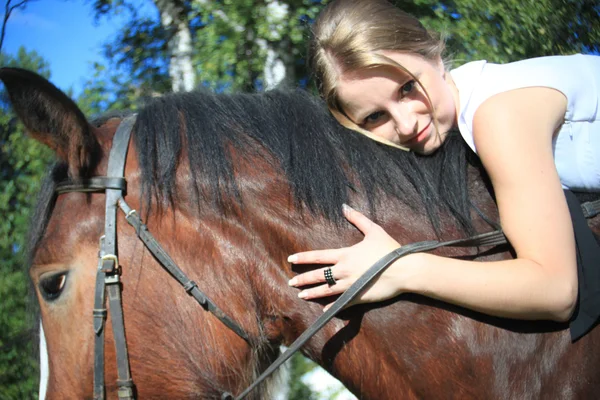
[402,120,432,146]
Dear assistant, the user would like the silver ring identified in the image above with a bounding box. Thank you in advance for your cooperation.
[324,267,336,285]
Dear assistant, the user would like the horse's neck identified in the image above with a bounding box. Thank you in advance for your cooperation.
[242,163,503,396]
[242,159,600,400]
[238,186,439,392]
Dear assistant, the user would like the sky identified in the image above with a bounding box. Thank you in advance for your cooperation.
[5,0,153,96]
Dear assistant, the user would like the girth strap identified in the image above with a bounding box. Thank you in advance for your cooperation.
[225,229,508,400]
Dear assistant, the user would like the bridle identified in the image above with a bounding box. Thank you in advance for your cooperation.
[53,116,600,400]
[55,115,250,400]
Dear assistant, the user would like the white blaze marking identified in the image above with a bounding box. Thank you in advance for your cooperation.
[39,321,49,400]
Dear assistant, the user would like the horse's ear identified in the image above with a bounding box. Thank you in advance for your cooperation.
[0,67,100,178]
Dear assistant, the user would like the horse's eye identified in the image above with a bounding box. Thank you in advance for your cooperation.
[39,272,68,302]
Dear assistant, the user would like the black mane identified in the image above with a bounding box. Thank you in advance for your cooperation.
[134,89,477,233]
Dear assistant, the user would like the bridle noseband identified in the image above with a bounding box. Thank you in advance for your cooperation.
[52,116,600,400]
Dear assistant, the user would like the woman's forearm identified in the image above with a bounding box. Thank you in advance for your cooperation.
[399,253,577,322]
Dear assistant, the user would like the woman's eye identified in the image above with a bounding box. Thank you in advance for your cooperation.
[39,272,68,302]
[364,111,385,124]
[400,80,416,96]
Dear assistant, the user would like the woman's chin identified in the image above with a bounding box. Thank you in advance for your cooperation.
[418,134,445,155]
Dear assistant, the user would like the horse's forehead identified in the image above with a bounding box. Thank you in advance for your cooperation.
[91,118,125,173]
[33,193,105,267]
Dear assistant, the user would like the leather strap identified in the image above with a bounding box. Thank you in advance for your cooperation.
[117,200,250,343]
[56,177,127,194]
[93,114,137,400]
[93,237,107,400]
[56,114,249,399]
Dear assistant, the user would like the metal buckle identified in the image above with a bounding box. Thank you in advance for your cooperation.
[101,254,120,283]
[101,254,119,269]
[105,274,120,284]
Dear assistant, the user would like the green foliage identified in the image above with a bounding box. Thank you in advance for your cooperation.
[90,0,327,93]
[409,0,600,65]
[191,0,324,91]
[0,47,55,400]
[89,0,599,96]
[77,61,144,117]
[288,354,318,400]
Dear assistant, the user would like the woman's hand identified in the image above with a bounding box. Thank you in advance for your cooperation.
[287,204,406,311]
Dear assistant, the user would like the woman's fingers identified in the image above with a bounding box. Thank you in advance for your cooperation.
[287,248,343,265]
[289,266,339,287]
[287,206,403,309]
[343,204,376,234]
[297,282,345,300]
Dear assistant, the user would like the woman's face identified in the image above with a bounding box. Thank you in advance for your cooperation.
[336,52,459,154]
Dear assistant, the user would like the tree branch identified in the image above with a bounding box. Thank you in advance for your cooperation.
[1,0,30,53]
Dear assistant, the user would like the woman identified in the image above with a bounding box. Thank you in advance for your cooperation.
[287,0,600,339]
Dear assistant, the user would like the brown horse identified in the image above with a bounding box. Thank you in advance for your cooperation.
[4,67,600,400]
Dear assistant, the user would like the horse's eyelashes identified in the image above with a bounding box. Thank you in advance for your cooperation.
[39,272,68,302]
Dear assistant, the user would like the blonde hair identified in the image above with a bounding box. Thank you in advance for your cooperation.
[308,0,446,149]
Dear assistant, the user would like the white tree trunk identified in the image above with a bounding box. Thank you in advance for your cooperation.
[196,0,295,90]
[262,1,289,90]
[154,0,195,92]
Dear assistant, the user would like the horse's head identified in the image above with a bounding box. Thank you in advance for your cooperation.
[2,68,297,399]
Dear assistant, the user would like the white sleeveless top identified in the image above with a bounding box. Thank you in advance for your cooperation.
[450,54,600,192]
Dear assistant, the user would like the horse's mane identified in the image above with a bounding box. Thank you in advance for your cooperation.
[133,89,478,232]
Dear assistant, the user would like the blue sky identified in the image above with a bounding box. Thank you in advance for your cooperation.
[5,0,154,95]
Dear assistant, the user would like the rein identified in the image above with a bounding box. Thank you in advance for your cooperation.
[53,117,600,400]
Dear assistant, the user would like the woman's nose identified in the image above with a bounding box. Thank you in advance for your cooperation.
[391,104,417,138]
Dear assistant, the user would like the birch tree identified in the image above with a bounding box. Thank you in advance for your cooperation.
[154,0,195,91]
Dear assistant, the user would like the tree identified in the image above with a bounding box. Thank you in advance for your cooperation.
[404,0,600,65]
[88,0,599,97]
[0,47,54,400]
[89,0,325,93]
[191,0,323,91]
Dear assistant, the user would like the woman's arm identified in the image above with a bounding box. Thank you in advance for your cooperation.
[289,87,577,322]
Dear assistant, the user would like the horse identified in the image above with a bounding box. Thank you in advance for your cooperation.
[3,67,600,400]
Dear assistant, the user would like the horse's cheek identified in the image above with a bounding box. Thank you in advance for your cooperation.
[39,245,99,395]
